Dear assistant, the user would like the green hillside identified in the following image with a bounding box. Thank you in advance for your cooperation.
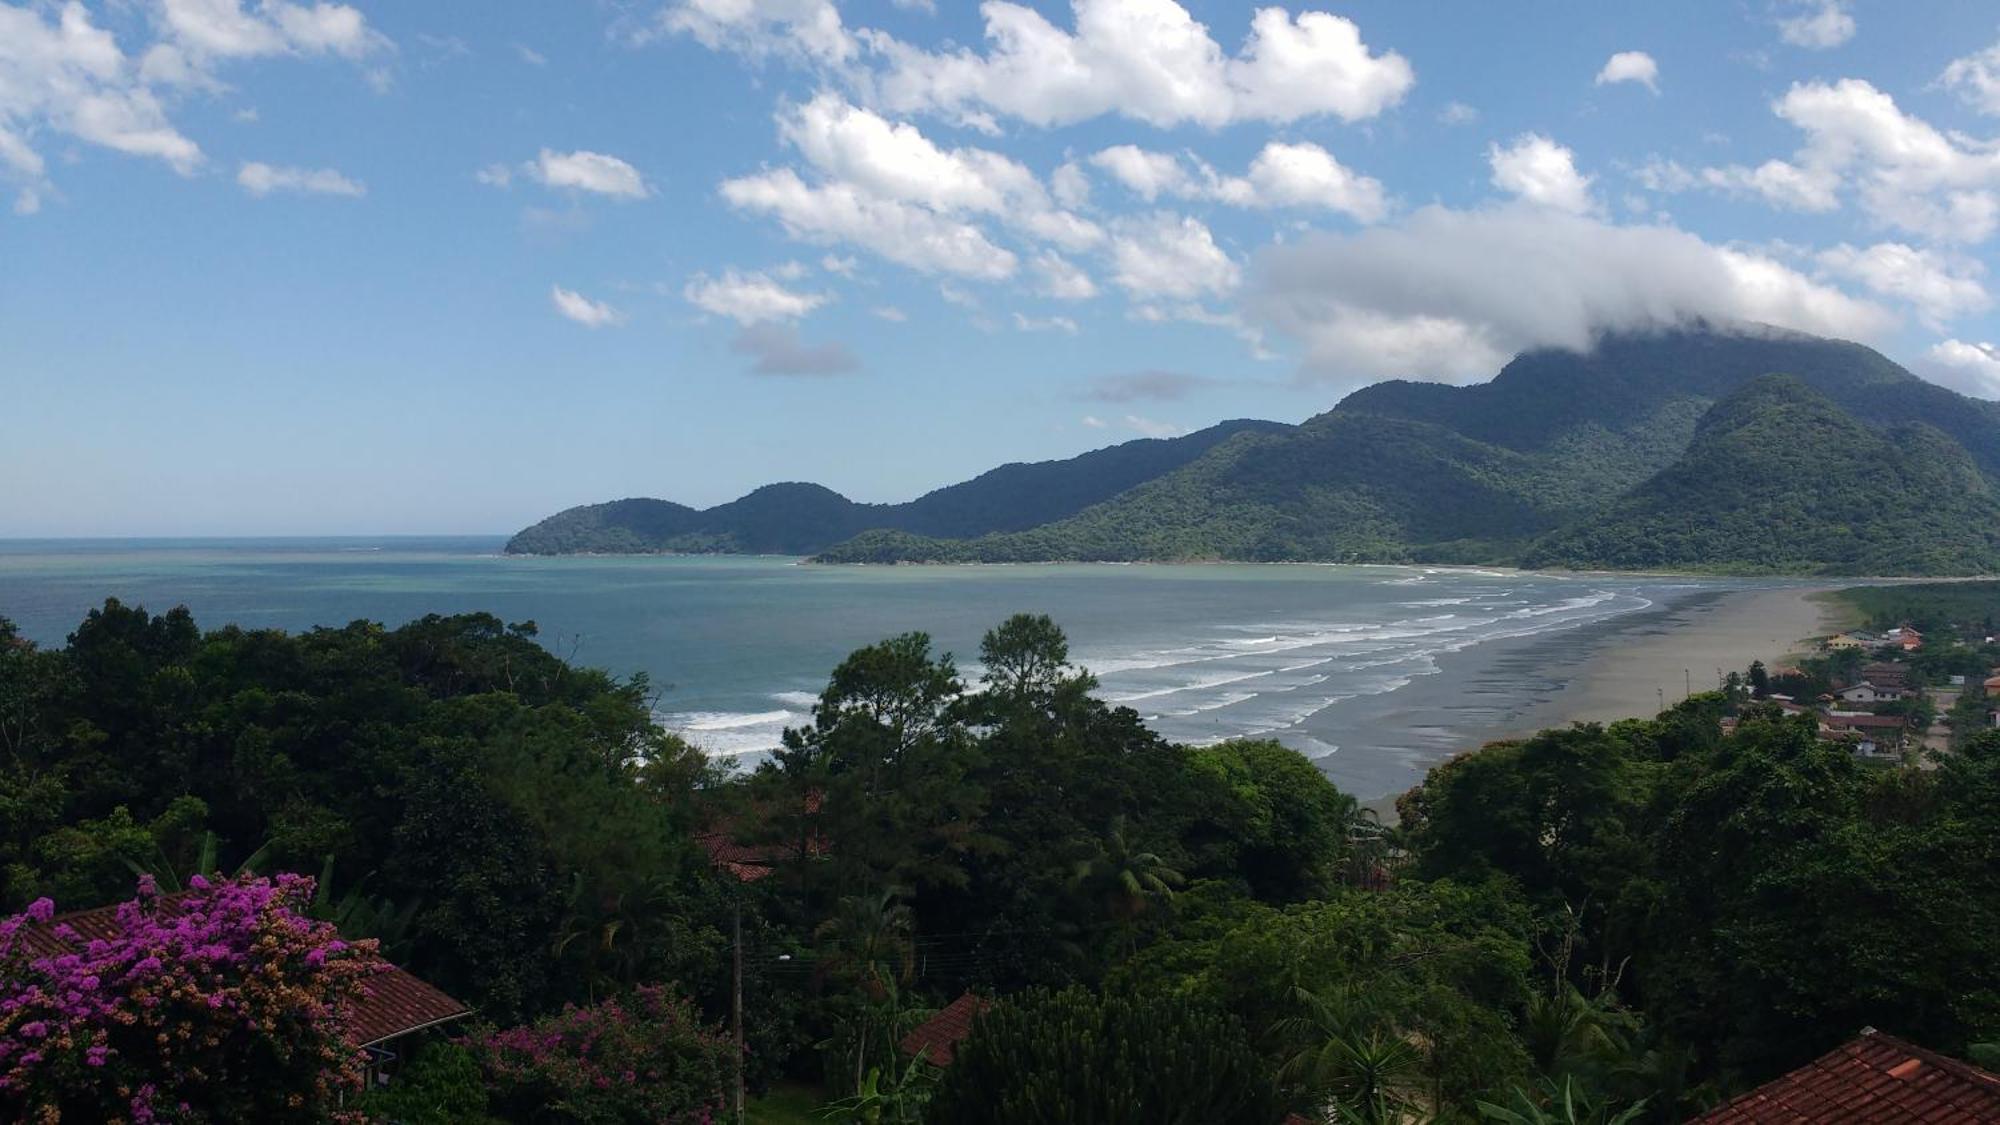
[1523,375,2000,574]
[515,327,2000,576]
[503,419,1286,555]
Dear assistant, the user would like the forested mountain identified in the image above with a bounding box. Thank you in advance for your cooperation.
[1523,376,2000,574]
[504,419,1288,554]
[517,326,2000,576]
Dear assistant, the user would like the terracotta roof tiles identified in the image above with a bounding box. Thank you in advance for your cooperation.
[899,991,990,1068]
[1691,1030,2000,1124]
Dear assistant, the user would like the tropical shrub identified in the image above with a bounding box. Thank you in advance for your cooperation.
[0,872,382,1123]
[470,985,737,1124]
[926,986,1278,1125]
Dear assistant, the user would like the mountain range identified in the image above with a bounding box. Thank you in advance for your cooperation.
[506,326,2000,576]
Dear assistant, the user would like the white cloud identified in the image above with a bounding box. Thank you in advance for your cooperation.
[1081,414,1110,429]
[774,94,1101,253]
[1696,158,1841,212]
[1816,242,1989,329]
[1108,212,1239,299]
[1244,141,1386,219]
[515,43,547,66]
[871,304,907,321]
[1051,160,1091,208]
[1924,339,2000,398]
[1488,133,1594,214]
[154,0,389,63]
[1243,203,1895,382]
[1032,250,1099,300]
[864,0,1413,129]
[1777,0,1854,49]
[651,0,854,64]
[1088,141,1384,220]
[1437,100,1478,126]
[1013,311,1079,334]
[0,4,203,180]
[720,167,1017,278]
[551,285,625,327]
[475,163,512,187]
[1594,51,1658,92]
[1940,41,2000,117]
[528,149,649,199]
[237,160,364,196]
[141,0,391,93]
[1090,144,1190,201]
[732,322,858,375]
[780,92,1035,214]
[684,268,829,324]
[1701,80,2000,243]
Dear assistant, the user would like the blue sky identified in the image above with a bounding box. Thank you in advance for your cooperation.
[7,0,2000,535]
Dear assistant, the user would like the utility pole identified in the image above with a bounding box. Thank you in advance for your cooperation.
[1684,668,1692,700]
[733,898,745,1125]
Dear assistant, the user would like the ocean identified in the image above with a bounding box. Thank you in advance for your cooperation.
[0,538,1779,799]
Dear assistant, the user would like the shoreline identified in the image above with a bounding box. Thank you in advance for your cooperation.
[1343,584,1854,819]
[1510,585,1852,734]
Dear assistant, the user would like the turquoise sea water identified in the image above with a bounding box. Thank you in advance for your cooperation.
[0,538,1771,798]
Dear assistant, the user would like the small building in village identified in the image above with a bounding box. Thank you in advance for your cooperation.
[1822,712,1909,757]
[1823,632,1874,652]
[1835,682,1894,705]
[1858,662,1911,693]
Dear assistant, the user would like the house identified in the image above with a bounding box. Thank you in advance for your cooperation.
[1822,713,1908,757]
[1859,662,1911,693]
[1689,1027,2000,1122]
[1823,633,1872,652]
[899,991,991,1067]
[1884,625,1924,652]
[1984,671,2000,695]
[1836,682,1892,705]
[21,892,471,1087]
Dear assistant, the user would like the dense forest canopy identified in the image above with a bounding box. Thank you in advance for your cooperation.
[513,326,2000,577]
[4,598,1999,1121]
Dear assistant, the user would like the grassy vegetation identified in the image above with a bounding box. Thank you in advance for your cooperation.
[745,1082,828,1124]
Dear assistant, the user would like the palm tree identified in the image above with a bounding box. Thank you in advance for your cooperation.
[816,887,917,1092]
[1343,805,1391,888]
[1071,816,1184,940]
[1271,985,1425,1124]
[1476,1076,1647,1125]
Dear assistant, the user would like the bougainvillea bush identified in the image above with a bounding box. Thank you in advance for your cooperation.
[470,985,737,1124]
[0,873,383,1124]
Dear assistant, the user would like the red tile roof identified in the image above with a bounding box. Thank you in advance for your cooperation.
[350,966,472,1047]
[20,891,470,1047]
[1691,1030,2000,1123]
[899,991,989,1067]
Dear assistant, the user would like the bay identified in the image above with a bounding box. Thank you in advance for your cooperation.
[0,537,1776,799]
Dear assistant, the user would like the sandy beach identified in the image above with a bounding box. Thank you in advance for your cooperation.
[1520,585,1852,732]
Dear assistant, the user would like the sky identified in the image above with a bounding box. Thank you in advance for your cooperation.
[7,0,2000,535]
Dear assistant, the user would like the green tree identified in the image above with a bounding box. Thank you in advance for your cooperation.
[927,987,1279,1125]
